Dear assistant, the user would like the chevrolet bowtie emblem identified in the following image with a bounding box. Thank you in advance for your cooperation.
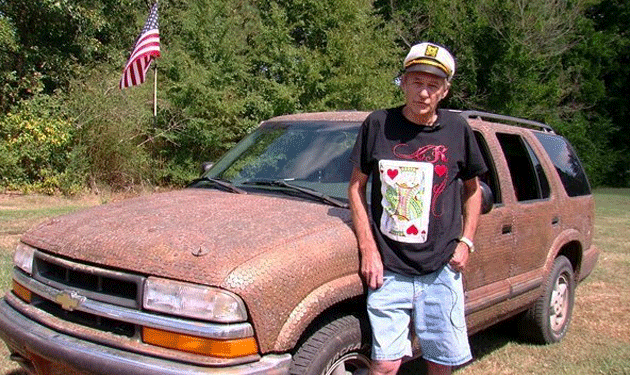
[55,290,85,311]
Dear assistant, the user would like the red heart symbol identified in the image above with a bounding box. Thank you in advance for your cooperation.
[387,169,398,180]
[435,164,447,177]
[406,225,419,235]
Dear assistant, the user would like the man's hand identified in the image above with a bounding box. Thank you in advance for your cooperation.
[360,242,384,289]
[449,241,470,272]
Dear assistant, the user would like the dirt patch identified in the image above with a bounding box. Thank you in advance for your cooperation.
[0,192,127,253]
[0,235,20,253]
[0,190,169,253]
[0,192,98,209]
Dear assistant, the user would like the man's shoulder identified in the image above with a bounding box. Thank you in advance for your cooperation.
[438,109,474,134]
[438,109,467,124]
[365,106,403,124]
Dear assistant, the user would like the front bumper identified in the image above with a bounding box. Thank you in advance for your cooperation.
[0,298,291,375]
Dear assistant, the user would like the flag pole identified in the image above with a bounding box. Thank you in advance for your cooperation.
[152,1,158,124]
[152,57,158,123]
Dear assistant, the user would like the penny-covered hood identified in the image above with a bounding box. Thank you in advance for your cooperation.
[21,189,353,286]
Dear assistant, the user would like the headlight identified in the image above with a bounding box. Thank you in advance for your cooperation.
[14,242,35,275]
[143,277,247,323]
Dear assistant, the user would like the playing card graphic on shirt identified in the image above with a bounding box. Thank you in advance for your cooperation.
[379,160,433,243]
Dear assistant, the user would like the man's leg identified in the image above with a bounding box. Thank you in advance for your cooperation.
[370,359,402,375]
[367,272,413,375]
[413,265,472,370]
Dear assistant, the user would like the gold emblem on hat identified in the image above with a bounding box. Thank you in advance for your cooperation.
[425,45,439,57]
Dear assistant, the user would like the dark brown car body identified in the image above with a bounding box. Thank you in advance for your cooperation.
[0,111,598,375]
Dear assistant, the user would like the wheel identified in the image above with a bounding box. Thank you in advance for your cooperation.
[518,255,576,344]
[289,313,371,375]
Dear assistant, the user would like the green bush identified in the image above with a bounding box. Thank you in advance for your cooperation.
[65,68,160,190]
[0,96,82,194]
[0,66,168,194]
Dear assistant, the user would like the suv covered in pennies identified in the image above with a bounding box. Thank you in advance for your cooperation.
[0,110,598,375]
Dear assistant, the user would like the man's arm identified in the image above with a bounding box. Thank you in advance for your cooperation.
[449,176,483,272]
[348,166,383,289]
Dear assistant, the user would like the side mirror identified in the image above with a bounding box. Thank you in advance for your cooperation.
[480,181,494,214]
[200,162,214,175]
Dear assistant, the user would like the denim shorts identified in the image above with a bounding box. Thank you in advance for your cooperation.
[366,265,472,366]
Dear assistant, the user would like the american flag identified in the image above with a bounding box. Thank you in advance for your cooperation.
[119,2,161,89]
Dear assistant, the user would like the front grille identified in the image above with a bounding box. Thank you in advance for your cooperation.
[25,250,146,338]
[32,251,143,309]
[35,298,136,337]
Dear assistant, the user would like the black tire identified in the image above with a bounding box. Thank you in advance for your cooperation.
[289,313,371,375]
[518,255,576,344]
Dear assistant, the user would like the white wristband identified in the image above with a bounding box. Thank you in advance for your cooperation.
[459,236,475,253]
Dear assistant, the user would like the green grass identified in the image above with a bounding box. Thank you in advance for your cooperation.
[444,188,630,375]
[0,257,22,374]
[0,207,86,236]
[0,253,12,291]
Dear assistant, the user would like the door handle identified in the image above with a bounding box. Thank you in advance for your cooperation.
[502,225,512,234]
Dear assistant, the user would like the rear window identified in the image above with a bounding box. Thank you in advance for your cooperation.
[534,133,591,197]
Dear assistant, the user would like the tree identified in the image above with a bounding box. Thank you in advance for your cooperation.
[151,0,401,182]
[2,0,628,190]
[376,0,620,186]
[0,0,141,108]
[586,0,630,185]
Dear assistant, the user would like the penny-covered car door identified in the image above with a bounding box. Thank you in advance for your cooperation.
[495,132,558,282]
[462,129,515,323]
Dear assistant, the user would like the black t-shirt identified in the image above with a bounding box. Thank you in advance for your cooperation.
[350,106,487,276]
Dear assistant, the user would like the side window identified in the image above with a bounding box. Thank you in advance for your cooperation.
[526,140,551,199]
[533,132,591,197]
[496,133,550,202]
[473,131,501,204]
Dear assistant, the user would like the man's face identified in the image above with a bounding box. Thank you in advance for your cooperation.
[401,71,449,118]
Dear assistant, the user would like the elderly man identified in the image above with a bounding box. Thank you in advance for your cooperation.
[348,42,487,375]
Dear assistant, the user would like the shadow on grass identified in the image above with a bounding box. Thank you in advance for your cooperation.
[466,320,520,361]
[397,320,520,374]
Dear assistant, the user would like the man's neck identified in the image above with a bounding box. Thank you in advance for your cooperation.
[402,106,438,126]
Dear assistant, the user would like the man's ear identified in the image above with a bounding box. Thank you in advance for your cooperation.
[441,81,451,99]
[399,73,407,88]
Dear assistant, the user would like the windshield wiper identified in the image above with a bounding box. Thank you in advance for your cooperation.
[187,176,247,194]
[242,178,348,208]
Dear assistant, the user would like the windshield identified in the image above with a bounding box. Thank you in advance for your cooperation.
[199,121,361,203]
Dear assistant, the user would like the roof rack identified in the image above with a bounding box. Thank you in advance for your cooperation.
[459,110,555,133]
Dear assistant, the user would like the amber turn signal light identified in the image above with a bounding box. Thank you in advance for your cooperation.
[142,327,258,358]
[12,280,32,303]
